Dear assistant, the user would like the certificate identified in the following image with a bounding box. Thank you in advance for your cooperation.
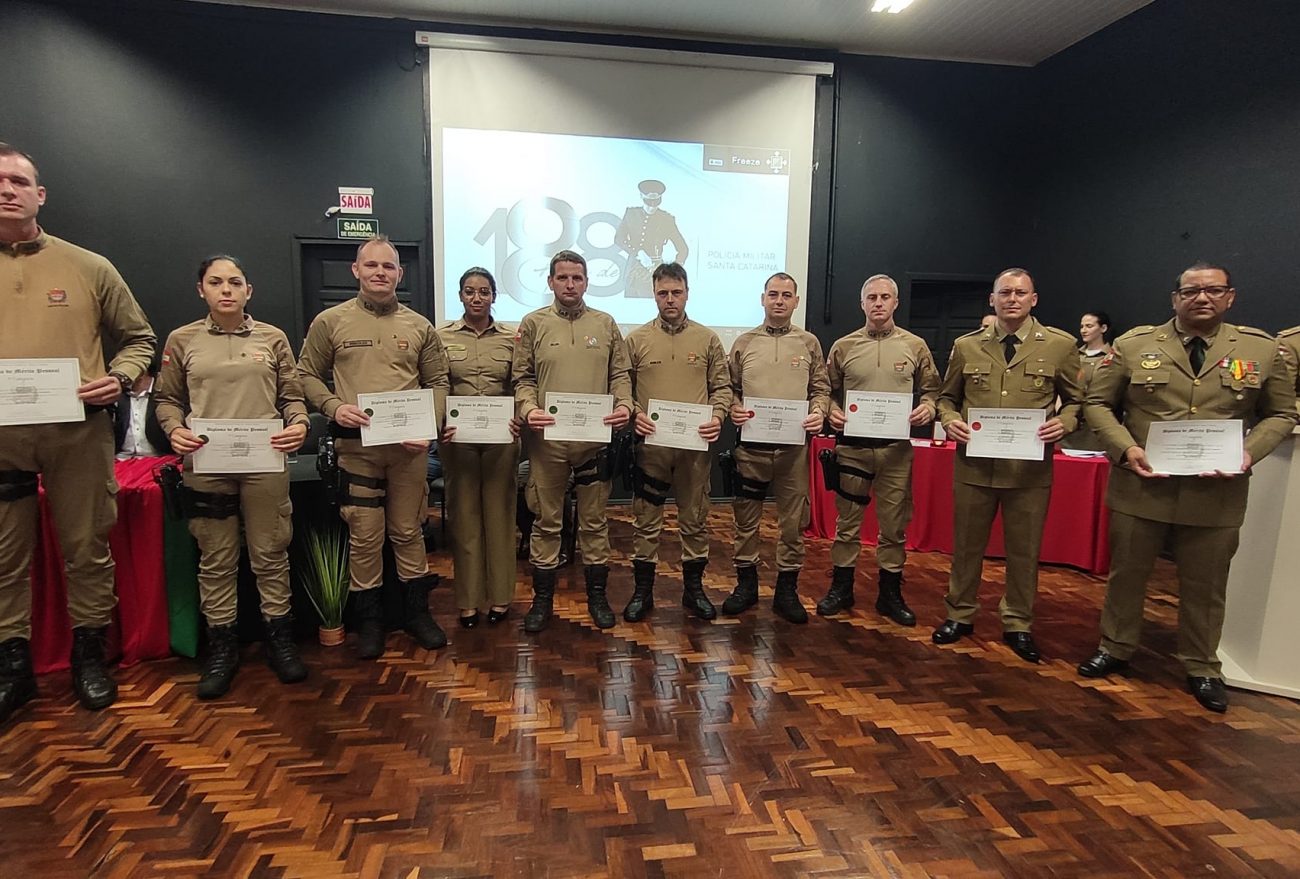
[543,392,613,443]
[843,390,912,440]
[645,399,710,452]
[446,395,513,444]
[191,418,284,474]
[0,358,85,426]
[358,389,437,447]
[1145,420,1243,475]
[742,397,808,446]
[966,407,1046,461]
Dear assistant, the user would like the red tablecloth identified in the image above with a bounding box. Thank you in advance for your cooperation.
[806,437,1113,574]
[31,457,172,674]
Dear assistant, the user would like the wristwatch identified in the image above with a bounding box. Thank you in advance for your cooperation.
[109,372,131,394]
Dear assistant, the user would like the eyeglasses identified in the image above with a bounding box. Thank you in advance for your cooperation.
[993,288,1032,299]
[1175,285,1232,300]
[462,288,493,300]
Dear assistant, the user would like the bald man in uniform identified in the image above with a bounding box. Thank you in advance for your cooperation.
[0,143,156,722]
[615,180,689,299]
[299,236,450,659]
[820,274,940,623]
[623,262,730,622]
[1078,263,1297,713]
[933,268,1083,663]
[721,272,830,624]
[513,250,633,633]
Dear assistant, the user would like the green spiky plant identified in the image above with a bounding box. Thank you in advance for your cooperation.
[295,521,350,631]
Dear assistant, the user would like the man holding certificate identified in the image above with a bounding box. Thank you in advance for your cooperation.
[721,272,830,624]
[512,250,633,633]
[299,236,451,660]
[0,144,156,723]
[934,268,1082,662]
[623,263,731,623]
[1078,263,1297,713]
[819,275,940,625]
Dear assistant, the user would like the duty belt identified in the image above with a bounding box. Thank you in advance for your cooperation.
[328,424,362,439]
[836,435,908,449]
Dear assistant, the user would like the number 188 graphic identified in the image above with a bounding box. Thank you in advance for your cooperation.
[473,197,627,307]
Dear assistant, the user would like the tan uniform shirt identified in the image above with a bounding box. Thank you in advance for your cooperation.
[827,324,940,419]
[154,314,309,435]
[1277,327,1300,403]
[0,230,155,383]
[1084,319,1298,527]
[298,295,449,419]
[1078,346,1111,389]
[938,317,1083,488]
[436,319,515,397]
[729,323,831,417]
[625,316,730,422]
[512,302,633,418]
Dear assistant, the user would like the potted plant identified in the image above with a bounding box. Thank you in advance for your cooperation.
[295,520,350,646]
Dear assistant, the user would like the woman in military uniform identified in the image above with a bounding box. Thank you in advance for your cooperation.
[155,256,311,699]
[437,268,520,627]
[1062,310,1113,451]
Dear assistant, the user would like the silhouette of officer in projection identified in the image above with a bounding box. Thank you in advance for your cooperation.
[615,179,689,298]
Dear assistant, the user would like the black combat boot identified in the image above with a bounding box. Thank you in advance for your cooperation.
[264,614,307,684]
[71,626,118,709]
[875,569,916,626]
[197,623,239,701]
[0,637,37,725]
[681,559,716,620]
[524,566,557,633]
[352,588,386,660]
[721,565,759,616]
[772,570,809,624]
[585,564,616,629]
[816,566,856,616]
[402,574,447,649]
[623,560,656,622]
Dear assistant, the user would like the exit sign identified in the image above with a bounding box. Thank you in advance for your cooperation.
[337,186,374,215]
[337,217,380,239]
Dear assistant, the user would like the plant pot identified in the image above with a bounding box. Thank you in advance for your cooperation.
[319,625,345,647]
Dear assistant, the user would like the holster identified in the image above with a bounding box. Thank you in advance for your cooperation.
[0,469,39,503]
[608,428,635,484]
[718,450,737,497]
[153,461,240,520]
[316,436,340,505]
[724,449,769,500]
[630,454,672,507]
[154,462,186,520]
[819,447,873,506]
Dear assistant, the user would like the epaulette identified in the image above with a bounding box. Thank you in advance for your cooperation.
[1115,325,1157,342]
[1235,324,1273,339]
[1042,325,1076,341]
[1278,326,1300,338]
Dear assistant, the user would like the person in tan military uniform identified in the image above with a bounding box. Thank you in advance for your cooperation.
[623,263,731,623]
[1078,263,1298,713]
[436,267,520,629]
[299,236,450,660]
[1061,310,1113,452]
[155,255,310,699]
[614,180,689,299]
[721,272,830,624]
[819,275,940,625]
[513,250,633,633]
[933,268,1083,663]
[1277,326,1300,401]
[0,144,156,722]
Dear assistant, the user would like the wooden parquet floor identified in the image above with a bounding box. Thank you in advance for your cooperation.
[3,505,1300,879]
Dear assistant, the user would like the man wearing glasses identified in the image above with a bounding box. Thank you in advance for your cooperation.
[933,268,1082,662]
[1077,263,1297,713]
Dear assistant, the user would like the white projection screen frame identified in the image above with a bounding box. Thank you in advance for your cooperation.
[420,33,831,349]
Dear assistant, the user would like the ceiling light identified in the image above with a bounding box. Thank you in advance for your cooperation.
[872,0,914,12]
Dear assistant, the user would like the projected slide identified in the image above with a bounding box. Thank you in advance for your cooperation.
[440,128,792,335]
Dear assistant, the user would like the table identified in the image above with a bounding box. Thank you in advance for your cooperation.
[806,437,1113,574]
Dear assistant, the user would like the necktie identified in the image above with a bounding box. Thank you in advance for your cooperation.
[1188,336,1207,373]
[1003,334,1020,364]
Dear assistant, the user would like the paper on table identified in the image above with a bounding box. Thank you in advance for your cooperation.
[543,392,613,443]
[645,399,710,451]
[191,418,284,474]
[0,358,85,426]
[358,389,437,447]
[742,397,808,446]
[843,390,912,439]
[965,407,1046,461]
[446,395,513,444]
[1145,420,1243,475]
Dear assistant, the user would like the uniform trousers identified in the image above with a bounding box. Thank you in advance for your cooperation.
[0,413,118,640]
[732,444,809,571]
[830,441,913,572]
[336,439,429,590]
[184,469,293,625]
[526,439,611,570]
[945,482,1051,632]
[442,441,518,609]
[1099,510,1238,678]
[631,443,711,564]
